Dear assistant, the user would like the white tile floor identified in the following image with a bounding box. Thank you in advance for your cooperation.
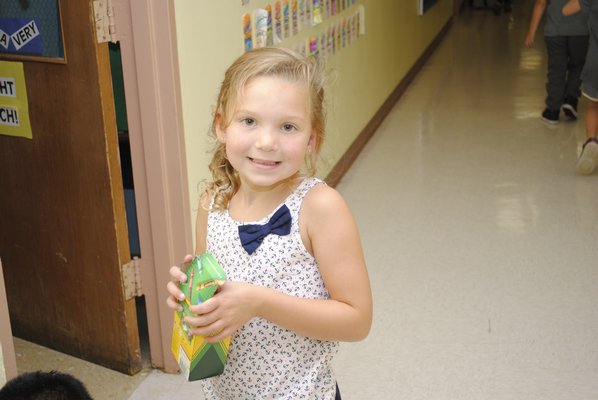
[14,1,598,399]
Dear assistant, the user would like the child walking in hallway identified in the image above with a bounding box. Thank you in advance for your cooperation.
[524,0,589,124]
[563,0,598,174]
[166,47,372,399]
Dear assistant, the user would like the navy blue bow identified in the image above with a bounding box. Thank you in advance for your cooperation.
[238,205,292,255]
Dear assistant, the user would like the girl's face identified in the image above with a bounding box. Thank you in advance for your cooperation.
[216,76,315,191]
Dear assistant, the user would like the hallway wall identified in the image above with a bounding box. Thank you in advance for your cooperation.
[173,0,453,234]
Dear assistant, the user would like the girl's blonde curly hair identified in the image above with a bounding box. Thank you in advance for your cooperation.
[206,47,326,210]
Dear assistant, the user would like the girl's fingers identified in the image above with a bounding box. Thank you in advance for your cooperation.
[188,322,227,341]
[167,281,185,300]
[202,327,231,343]
[169,265,187,283]
[166,295,183,311]
[189,297,217,315]
[165,255,197,311]
[185,310,215,328]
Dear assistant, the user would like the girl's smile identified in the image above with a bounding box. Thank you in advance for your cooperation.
[248,157,280,167]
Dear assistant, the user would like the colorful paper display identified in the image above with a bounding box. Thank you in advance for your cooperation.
[255,9,268,48]
[243,13,253,51]
[243,0,365,61]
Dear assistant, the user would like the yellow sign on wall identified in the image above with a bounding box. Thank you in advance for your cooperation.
[0,61,32,139]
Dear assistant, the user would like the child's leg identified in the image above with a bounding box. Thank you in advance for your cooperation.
[586,100,598,140]
[576,100,598,174]
[563,35,589,117]
[544,36,568,113]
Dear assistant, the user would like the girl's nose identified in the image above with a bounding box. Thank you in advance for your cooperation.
[255,128,277,151]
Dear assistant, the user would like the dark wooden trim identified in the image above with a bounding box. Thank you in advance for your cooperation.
[325,17,453,188]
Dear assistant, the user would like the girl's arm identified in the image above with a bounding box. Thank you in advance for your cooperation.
[189,184,373,343]
[563,0,580,16]
[524,0,547,48]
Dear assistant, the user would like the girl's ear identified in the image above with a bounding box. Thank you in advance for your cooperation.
[215,113,226,143]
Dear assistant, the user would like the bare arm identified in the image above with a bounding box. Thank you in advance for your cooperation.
[563,0,581,16]
[525,0,547,47]
[188,185,373,343]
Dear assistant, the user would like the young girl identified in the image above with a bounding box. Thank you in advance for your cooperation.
[563,0,598,174]
[166,47,372,399]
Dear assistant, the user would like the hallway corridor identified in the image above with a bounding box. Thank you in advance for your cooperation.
[333,2,598,399]
[13,1,598,399]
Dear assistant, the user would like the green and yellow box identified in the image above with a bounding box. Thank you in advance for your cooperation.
[171,253,231,381]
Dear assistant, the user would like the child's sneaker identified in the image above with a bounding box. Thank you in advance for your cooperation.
[541,108,559,124]
[562,97,578,120]
[576,138,598,175]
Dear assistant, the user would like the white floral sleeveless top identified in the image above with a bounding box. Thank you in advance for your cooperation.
[200,177,339,400]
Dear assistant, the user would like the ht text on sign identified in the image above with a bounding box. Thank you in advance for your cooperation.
[0,61,32,139]
[0,77,19,126]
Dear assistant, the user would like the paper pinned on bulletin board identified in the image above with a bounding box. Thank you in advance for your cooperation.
[254,9,268,48]
[0,61,31,139]
[243,13,253,51]
[358,5,365,35]
[0,18,43,56]
[242,0,363,58]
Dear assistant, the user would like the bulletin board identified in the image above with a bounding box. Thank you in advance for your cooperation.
[0,0,66,64]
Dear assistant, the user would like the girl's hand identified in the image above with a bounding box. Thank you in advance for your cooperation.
[524,32,535,48]
[184,281,257,343]
[165,254,194,311]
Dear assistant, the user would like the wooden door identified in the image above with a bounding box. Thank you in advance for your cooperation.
[0,1,141,374]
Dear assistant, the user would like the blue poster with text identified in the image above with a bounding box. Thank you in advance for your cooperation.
[0,18,43,56]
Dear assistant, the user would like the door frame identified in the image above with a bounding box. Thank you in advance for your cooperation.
[0,259,17,382]
[114,0,192,373]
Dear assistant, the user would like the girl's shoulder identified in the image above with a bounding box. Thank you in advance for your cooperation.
[301,181,352,222]
[299,180,359,256]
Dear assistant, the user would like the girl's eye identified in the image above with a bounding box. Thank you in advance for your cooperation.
[282,123,296,133]
[241,118,256,126]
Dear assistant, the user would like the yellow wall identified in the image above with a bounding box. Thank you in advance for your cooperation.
[173,0,453,219]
